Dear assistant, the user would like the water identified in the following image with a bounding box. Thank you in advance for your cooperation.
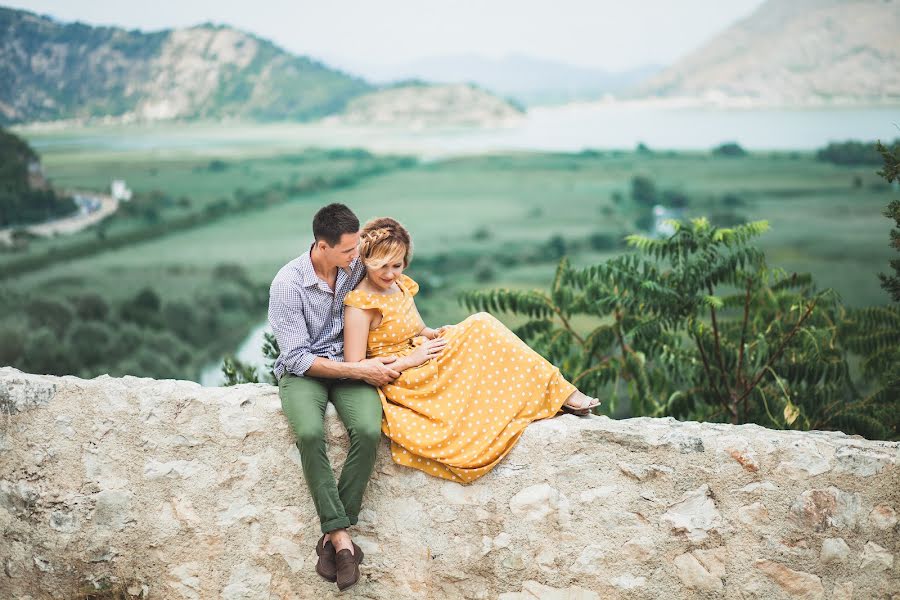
[199,321,272,386]
[24,103,900,157]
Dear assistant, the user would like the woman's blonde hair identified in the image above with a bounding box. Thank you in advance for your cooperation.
[358,217,412,269]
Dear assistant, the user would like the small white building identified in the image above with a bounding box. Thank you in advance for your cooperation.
[111,179,132,202]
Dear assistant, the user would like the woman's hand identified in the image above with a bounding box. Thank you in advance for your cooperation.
[421,325,451,339]
[403,337,448,368]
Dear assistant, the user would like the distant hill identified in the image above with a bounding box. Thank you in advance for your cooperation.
[348,54,662,106]
[0,126,75,227]
[636,0,900,106]
[328,83,525,128]
[0,6,372,124]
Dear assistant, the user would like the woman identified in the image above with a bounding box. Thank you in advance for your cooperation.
[343,217,600,484]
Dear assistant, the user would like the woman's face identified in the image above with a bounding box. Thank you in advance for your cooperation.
[367,253,405,292]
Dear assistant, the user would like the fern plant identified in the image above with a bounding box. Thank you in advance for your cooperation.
[461,217,888,437]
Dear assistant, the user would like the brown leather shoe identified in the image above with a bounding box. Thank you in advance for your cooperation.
[315,535,365,583]
[335,548,360,591]
[315,534,336,582]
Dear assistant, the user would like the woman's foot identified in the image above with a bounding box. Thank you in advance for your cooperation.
[561,391,601,416]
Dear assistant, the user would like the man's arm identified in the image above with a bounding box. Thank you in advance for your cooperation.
[268,291,318,377]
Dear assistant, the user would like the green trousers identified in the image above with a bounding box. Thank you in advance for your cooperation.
[278,373,383,534]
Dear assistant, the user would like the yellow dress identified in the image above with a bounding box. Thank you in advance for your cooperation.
[344,274,577,484]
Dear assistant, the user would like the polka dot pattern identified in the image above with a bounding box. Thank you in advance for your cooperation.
[344,274,577,484]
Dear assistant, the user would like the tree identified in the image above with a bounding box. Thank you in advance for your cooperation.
[712,143,747,157]
[461,218,893,438]
[875,140,900,302]
[630,176,657,207]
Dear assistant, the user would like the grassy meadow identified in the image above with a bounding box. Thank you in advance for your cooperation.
[2,126,896,384]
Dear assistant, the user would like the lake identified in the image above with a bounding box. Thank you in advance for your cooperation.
[22,102,900,158]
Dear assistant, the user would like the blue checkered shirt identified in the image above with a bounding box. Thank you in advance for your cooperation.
[268,246,366,380]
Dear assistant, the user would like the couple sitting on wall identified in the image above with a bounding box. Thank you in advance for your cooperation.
[269,203,601,590]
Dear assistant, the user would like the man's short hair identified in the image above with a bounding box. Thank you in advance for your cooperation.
[312,203,360,246]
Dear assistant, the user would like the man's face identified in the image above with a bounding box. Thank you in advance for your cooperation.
[319,232,360,269]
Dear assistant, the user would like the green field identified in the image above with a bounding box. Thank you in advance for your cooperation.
[2,129,896,383]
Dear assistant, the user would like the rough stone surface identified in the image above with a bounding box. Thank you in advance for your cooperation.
[1,367,898,599]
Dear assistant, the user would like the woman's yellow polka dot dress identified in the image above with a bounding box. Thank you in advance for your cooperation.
[344,274,577,484]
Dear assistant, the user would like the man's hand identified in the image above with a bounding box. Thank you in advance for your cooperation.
[356,356,400,386]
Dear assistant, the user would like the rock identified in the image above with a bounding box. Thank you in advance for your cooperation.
[859,541,893,571]
[869,504,897,530]
[833,446,895,477]
[617,461,674,481]
[660,484,724,542]
[222,562,272,600]
[509,484,569,527]
[621,537,655,562]
[610,574,647,590]
[673,551,723,591]
[499,580,600,600]
[167,562,201,600]
[776,440,832,479]
[755,559,825,599]
[0,370,56,415]
[820,538,850,564]
[1,367,898,599]
[789,487,864,531]
[831,581,854,600]
[737,501,769,526]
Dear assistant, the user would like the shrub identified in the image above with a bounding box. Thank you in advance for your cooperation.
[712,142,747,157]
[68,322,113,368]
[0,326,25,365]
[25,298,74,337]
[630,175,657,207]
[71,293,110,321]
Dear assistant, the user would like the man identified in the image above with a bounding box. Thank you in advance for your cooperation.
[269,203,399,591]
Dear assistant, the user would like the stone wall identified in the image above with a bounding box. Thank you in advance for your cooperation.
[0,367,897,599]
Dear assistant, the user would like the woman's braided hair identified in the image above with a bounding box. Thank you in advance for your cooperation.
[358,217,413,269]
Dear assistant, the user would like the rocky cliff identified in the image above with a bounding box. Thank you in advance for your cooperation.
[636,0,900,107]
[0,7,371,125]
[0,367,897,599]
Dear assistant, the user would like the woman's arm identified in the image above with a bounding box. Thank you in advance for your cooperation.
[345,305,446,372]
[344,306,375,363]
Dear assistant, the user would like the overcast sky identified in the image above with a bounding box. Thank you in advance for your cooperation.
[6,0,766,72]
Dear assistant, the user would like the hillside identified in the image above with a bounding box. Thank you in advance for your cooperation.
[352,54,662,106]
[327,82,526,128]
[0,7,372,124]
[0,126,75,227]
[636,0,900,106]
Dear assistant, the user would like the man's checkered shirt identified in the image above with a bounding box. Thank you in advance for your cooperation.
[268,247,365,380]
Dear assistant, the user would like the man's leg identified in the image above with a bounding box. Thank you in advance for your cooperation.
[330,381,383,526]
[279,374,351,533]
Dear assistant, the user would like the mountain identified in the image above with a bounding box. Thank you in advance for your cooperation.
[326,82,526,128]
[636,0,900,106]
[0,126,75,228]
[338,54,662,106]
[0,7,372,124]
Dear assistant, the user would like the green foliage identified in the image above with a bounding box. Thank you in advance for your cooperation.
[222,356,261,385]
[222,332,279,386]
[25,299,74,336]
[875,140,900,302]
[0,126,77,226]
[68,321,113,368]
[713,142,748,157]
[630,175,657,207]
[817,139,900,166]
[461,217,896,439]
[70,293,110,321]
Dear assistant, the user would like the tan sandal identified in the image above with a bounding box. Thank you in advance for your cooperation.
[561,395,601,416]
